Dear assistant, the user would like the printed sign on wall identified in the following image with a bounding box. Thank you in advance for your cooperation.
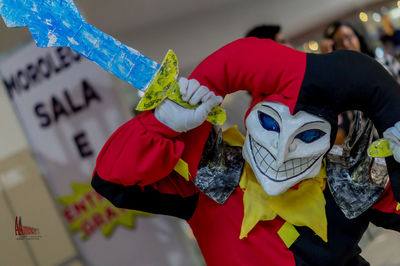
[0,42,192,266]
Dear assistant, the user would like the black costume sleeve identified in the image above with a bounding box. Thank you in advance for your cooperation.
[92,171,199,220]
[367,184,400,231]
[369,209,400,231]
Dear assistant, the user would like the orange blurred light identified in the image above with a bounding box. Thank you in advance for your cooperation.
[308,41,319,51]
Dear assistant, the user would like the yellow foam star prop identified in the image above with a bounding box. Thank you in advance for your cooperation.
[58,183,151,240]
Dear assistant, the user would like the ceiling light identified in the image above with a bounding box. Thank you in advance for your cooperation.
[308,41,319,51]
[359,12,368,22]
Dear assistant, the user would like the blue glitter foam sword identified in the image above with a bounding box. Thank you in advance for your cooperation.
[0,0,225,125]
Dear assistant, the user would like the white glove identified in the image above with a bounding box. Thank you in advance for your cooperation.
[383,121,400,162]
[154,77,223,132]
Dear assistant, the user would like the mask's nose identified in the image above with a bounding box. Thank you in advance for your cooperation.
[275,145,286,167]
[275,139,296,167]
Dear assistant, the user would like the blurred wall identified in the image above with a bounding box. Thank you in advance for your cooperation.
[82,0,383,74]
[0,83,82,265]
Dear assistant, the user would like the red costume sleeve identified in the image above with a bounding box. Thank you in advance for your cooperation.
[96,111,183,185]
[94,111,206,197]
[369,182,400,231]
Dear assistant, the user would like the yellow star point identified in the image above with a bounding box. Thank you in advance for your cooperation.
[58,183,151,239]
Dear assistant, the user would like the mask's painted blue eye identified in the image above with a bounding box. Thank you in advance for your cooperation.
[295,129,326,143]
[258,111,280,133]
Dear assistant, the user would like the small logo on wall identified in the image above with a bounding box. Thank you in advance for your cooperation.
[15,216,42,240]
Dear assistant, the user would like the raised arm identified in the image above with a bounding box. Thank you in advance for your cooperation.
[92,78,221,218]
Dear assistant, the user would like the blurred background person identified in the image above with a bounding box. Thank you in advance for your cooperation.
[221,24,290,134]
[322,21,400,144]
[319,38,334,53]
[323,21,400,81]
[245,24,290,46]
[380,14,400,60]
[324,21,374,55]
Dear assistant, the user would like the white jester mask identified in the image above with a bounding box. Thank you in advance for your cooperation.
[242,102,331,196]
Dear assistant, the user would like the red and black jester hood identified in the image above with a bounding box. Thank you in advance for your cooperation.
[188,37,400,201]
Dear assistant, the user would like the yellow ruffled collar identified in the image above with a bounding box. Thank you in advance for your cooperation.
[239,162,327,242]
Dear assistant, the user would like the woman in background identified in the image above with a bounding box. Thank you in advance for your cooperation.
[322,21,400,144]
[324,21,400,81]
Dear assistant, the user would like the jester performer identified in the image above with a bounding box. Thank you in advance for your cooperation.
[92,38,400,265]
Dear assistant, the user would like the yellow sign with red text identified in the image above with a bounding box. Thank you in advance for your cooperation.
[59,183,150,240]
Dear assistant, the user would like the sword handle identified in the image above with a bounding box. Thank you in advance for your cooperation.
[166,80,226,125]
[136,50,226,126]
[367,138,393,158]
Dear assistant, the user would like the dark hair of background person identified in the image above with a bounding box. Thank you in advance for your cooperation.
[246,25,281,39]
[324,21,375,57]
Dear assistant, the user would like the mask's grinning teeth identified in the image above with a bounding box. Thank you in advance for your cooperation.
[250,136,320,182]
